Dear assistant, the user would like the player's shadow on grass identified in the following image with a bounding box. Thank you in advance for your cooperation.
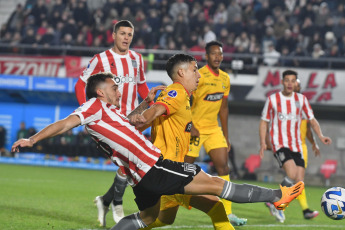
[1,204,96,226]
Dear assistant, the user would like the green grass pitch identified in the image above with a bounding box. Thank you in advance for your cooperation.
[0,164,343,229]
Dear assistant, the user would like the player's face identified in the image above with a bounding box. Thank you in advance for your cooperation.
[112,26,134,54]
[184,61,200,92]
[282,74,297,96]
[294,81,301,93]
[103,78,121,107]
[206,45,223,69]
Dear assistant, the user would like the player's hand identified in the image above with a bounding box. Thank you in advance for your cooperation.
[312,143,320,157]
[259,144,267,159]
[11,138,33,153]
[320,136,332,145]
[190,124,200,137]
[145,85,166,104]
[129,114,147,128]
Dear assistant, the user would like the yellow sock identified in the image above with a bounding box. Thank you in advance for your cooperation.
[219,175,232,215]
[297,188,309,210]
[207,200,235,230]
[142,218,168,230]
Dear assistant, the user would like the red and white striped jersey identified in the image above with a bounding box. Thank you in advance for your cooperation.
[72,98,161,186]
[77,49,147,116]
[261,92,314,153]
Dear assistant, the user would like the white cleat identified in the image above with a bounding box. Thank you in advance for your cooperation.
[94,196,109,227]
[112,203,125,223]
[265,202,285,223]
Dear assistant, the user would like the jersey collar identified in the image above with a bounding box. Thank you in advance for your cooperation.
[206,64,219,76]
[174,82,191,97]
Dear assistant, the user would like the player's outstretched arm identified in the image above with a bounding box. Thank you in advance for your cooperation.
[11,115,81,153]
[129,104,167,130]
[309,118,332,145]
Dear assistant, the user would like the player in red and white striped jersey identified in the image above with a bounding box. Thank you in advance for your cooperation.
[259,70,331,221]
[74,20,152,226]
[11,72,305,230]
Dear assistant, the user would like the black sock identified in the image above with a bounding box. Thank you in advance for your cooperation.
[102,177,117,207]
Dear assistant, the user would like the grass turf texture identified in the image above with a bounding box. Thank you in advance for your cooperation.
[0,164,343,230]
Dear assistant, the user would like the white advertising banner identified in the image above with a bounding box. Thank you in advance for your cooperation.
[246,66,345,106]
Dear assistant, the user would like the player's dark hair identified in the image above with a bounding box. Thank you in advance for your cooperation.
[86,72,114,100]
[205,40,223,54]
[113,20,134,33]
[166,54,196,80]
[282,70,298,80]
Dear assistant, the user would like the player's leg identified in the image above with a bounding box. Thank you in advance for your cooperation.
[190,195,234,230]
[110,200,160,230]
[206,130,247,226]
[184,169,304,210]
[295,151,319,219]
[112,169,127,222]
[142,197,180,229]
[95,169,126,226]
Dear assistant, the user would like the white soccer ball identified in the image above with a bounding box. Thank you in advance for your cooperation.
[321,187,345,220]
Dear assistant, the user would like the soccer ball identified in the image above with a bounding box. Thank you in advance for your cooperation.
[321,187,345,220]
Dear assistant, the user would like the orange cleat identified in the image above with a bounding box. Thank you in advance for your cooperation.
[273,181,305,210]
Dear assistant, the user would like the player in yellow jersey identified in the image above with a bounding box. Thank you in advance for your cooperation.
[295,79,320,219]
[184,41,247,226]
[132,54,234,230]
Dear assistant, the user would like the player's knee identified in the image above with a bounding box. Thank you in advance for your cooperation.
[215,164,230,176]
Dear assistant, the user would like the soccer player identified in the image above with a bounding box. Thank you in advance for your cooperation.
[184,40,247,226]
[294,78,320,219]
[135,54,233,229]
[259,70,332,222]
[74,20,151,226]
[12,72,304,230]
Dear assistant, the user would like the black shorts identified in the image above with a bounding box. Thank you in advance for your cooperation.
[274,147,305,168]
[133,156,201,211]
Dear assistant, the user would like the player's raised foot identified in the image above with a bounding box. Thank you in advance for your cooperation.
[265,202,285,223]
[303,208,319,219]
[228,214,247,226]
[94,196,109,227]
[273,181,304,210]
[111,202,124,223]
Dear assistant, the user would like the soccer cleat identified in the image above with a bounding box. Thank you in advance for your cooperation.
[94,196,109,227]
[273,181,304,210]
[303,209,319,219]
[111,203,125,223]
[265,202,285,223]
[228,213,247,226]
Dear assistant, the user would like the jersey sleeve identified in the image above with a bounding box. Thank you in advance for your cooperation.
[138,53,146,84]
[155,89,184,116]
[224,74,230,97]
[261,97,272,121]
[302,95,314,120]
[75,55,103,105]
[71,98,102,126]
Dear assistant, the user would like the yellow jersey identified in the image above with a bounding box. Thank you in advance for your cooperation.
[191,65,230,133]
[151,82,192,162]
[300,119,307,145]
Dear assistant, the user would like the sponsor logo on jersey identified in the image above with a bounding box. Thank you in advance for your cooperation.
[205,83,217,86]
[168,90,177,98]
[278,112,298,121]
[185,121,192,132]
[204,92,224,101]
[113,75,136,84]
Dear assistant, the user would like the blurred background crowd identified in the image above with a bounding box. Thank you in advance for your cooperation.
[1,0,345,68]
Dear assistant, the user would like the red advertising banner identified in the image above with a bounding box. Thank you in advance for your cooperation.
[0,56,63,77]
